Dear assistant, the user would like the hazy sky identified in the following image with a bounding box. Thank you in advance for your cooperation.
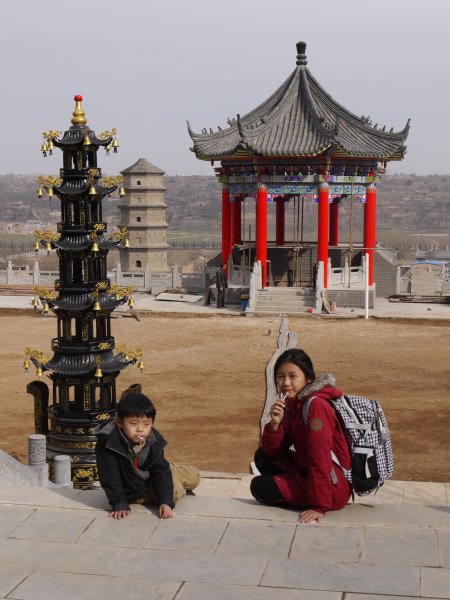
[1,0,449,176]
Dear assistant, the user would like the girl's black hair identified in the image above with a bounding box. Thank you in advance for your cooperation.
[273,349,316,384]
[117,392,156,421]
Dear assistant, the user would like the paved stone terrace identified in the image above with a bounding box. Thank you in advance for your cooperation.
[0,474,449,599]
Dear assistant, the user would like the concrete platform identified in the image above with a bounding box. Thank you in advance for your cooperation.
[0,293,449,319]
[0,474,449,599]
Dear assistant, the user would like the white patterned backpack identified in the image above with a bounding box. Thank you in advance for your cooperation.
[302,395,394,496]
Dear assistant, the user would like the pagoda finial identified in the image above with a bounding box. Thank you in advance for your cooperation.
[71,94,87,126]
[296,41,307,66]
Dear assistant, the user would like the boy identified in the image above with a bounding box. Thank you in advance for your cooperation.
[95,391,200,519]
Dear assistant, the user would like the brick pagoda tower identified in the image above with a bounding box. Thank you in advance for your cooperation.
[118,158,170,275]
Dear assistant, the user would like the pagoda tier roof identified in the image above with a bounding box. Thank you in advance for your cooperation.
[54,126,112,148]
[55,179,116,196]
[42,350,134,376]
[48,292,127,312]
[188,42,409,162]
[53,234,122,253]
[121,158,165,175]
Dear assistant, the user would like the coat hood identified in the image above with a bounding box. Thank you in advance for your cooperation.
[297,373,340,401]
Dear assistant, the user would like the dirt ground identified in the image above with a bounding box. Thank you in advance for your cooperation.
[1,310,449,482]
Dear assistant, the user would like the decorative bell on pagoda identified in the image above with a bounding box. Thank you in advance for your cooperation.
[128,297,135,310]
[119,186,125,197]
[43,302,49,316]
[31,296,39,310]
[48,139,54,155]
[83,131,92,146]
[138,359,144,372]
[37,365,43,378]
[37,187,43,198]
[123,237,130,249]
[41,142,48,157]
[23,358,30,373]
[95,356,103,379]
[47,187,53,198]
[34,241,40,252]
[89,182,97,196]
[112,138,119,153]
[93,297,101,312]
[45,241,52,255]
[91,238,99,253]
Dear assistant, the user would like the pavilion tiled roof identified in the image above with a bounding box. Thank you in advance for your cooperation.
[188,42,409,162]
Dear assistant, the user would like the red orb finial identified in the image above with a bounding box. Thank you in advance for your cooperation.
[74,95,83,102]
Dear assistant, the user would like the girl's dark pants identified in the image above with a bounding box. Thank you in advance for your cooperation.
[250,448,287,505]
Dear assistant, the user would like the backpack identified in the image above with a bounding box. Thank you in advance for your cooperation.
[302,394,394,496]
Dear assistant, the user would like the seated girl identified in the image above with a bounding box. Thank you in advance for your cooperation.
[250,348,351,523]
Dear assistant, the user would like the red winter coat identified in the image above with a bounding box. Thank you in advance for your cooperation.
[261,373,352,514]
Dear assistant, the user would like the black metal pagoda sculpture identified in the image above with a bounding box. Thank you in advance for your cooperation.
[24,95,143,488]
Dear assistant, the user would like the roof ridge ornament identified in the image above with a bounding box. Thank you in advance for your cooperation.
[71,95,87,126]
[296,41,307,66]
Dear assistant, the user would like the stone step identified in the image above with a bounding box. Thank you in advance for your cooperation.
[257,295,315,303]
[261,287,314,295]
[254,308,311,314]
[256,301,313,309]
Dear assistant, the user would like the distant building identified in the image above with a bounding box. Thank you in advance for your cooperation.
[118,158,170,273]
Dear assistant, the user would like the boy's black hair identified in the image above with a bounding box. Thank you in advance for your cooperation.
[117,391,156,421]
[273,348,316,384]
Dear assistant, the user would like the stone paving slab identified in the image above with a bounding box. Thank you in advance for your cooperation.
[346,596,443,600]
[0,537,122,575]
[176,582,341,600]
[364,526,440,567]
[290,524,364,562]
[110,548,268,586]
[7,571,181,600]
[174,495,299,522]
[261,559,421,596]
[0,566,31,598]
[438,530,450,568]
[403,482,448,506]
[9,507,96,543]
[421,567,450,599]
[77,511,159,547]
[324,503,450,528]
[0,505,34,537]
[144,515,227,552]
[216,519,296,557]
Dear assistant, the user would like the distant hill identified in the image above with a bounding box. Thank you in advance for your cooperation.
[0,173,449,239]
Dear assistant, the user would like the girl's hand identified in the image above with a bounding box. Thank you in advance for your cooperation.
[159,504,173,519]
[269,398,286,431]
[298,509,324,524]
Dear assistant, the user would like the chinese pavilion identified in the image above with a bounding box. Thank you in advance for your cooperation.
[25,96,143,487]
[188,42,409,288]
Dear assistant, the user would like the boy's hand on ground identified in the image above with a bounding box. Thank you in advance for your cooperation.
[109,509,131,519]
[298,509,323,524]
[159,504,173,519]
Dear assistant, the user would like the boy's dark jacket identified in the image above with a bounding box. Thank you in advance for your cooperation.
[95,419,174,512]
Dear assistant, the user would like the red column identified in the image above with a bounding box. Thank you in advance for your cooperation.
[329,199,339,246]
[317,182,329,288]
[275,198,285,246]
[231,197,241,245]
[221,186,232,273]
[256,184,268,287]
[364,183,376,285]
